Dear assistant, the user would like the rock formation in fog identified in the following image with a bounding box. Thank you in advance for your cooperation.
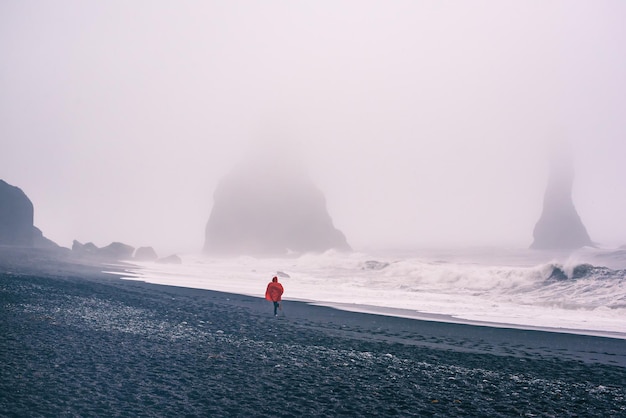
[98,242,135,259]
[204,159,351,256]
[134,246,159,261]
[156,254,182,264]
[0,179,57,248]
[530,151,592,250]
[72,240,135,260]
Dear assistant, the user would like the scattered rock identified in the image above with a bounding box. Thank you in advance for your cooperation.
[72,240,134,261]
[99,242,135,260]
[157,254,182,264]
[72,240,99,255]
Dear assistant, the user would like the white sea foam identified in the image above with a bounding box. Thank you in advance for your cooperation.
[114,247,626,339]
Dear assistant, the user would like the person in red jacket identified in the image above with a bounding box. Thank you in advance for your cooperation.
[265,276,284,316]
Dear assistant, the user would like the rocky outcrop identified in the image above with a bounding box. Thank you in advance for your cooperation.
[72,240,135,260]
[156,254,182,264]
[99,242,135,260]
[134,246,158,261]
[32,226,60,249]
[1,179,58,248]
[204,159,350,256]
[0,180,34,246]
[531,152,592,250]
[72,240,99,255]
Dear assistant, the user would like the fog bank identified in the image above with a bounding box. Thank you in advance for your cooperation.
[2,1,625,254]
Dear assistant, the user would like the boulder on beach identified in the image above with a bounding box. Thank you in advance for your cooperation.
[0,179,57,248]
[204,158,350,256]
[530,150,592,250]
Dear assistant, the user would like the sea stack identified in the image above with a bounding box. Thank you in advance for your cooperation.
[204,158,350,256]
[530,149,592,250]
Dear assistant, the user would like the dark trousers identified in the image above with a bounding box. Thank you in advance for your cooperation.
[273,301,280,315]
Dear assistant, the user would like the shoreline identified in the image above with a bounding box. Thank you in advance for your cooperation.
[109,251,626,341]
[114,272,626,341]
[117,276,626,368]
[2,249,626,416]
[309,300,626,341]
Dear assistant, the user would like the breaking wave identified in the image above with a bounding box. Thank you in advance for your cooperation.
[546,263,623,281]
[121,248,626,337]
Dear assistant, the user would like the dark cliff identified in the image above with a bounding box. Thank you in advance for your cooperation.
[0,180,35,246]
[0,180,58,248]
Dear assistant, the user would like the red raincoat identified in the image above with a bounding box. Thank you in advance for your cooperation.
[265,277,284,302]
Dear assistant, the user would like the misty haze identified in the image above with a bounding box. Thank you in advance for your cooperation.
[2,2,626,417]
[2,1,625,254]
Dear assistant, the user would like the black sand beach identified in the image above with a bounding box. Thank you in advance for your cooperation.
[1,250,625,417]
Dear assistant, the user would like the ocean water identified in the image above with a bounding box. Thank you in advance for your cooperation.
[114,246,626,339]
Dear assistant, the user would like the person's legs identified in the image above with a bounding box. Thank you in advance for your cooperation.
[273,301,279,315]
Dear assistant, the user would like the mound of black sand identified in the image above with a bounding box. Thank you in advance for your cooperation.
[1,253,625,417]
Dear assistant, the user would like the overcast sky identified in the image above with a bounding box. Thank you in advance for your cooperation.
[2,1,625,254]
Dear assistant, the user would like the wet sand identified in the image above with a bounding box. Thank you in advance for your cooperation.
[1,249,625,417]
